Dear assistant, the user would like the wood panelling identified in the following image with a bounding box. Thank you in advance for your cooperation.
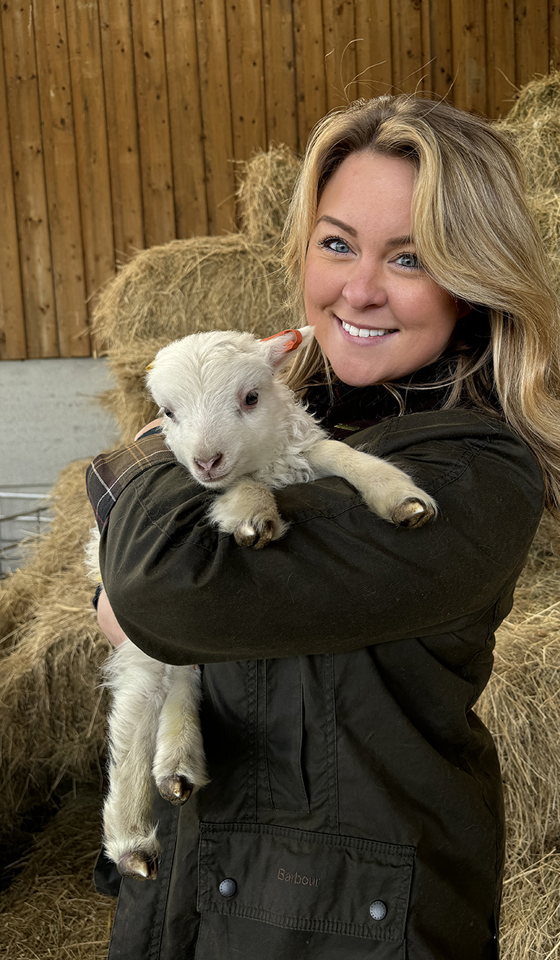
[99,0,145,259]
[195,0,236,233]
[1,0,558,358]
[262,0,298,147]
[2,1,57,358]
[163,0,208,238]
[0,11,25,359]
[130,0,176,247]
[65,0,115,330]
[34,0,90,356]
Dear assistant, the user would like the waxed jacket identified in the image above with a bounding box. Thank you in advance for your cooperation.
[88,398,545,960]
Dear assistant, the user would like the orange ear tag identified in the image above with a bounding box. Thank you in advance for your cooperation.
[259,329,304,352]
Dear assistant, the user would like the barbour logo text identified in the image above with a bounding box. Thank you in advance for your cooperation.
[277,867,320,887]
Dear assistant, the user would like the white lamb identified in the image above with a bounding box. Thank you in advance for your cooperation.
[90,325,437,881]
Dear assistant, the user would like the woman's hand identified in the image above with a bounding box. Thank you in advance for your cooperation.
[97,587,130,649]
[134,418,163,440]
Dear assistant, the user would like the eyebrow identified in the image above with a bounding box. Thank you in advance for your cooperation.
[316,215,357,237]
[315,217,414,249]
[385,235,414,248]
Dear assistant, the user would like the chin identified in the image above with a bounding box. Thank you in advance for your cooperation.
[330,362,384,388]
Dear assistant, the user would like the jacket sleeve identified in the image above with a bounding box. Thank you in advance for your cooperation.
[94,410,545,665]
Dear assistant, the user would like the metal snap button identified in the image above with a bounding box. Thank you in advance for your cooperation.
[219,877,237,898]
[369,900,387,921]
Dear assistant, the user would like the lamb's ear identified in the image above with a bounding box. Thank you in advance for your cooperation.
[259,326,315,371]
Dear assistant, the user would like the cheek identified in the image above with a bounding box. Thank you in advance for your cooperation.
[414,284,460,336]
[304,263,322,313]
[304,251,338,309]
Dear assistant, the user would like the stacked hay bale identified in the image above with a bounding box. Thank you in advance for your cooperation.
[0,461,109,844]
[1,84,560,958]
[498,72,560,298]
[0,787,114,960]
[477,513,560,958]
[483,80,560,953]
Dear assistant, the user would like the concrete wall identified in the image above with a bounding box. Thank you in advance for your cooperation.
[0,357,119,574]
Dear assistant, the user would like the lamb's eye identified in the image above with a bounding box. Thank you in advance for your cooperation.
[163,408,175,420]
[244,391,259,407]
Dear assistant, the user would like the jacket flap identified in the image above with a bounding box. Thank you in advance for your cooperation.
[198,822,415,941]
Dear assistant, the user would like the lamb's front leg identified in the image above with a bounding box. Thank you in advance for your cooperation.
[103,641,168,880]
[307,440,437,527]
[152,665,209,804]
[209,478,288,548]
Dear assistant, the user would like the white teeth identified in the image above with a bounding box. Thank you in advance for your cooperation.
[341,320,391,338]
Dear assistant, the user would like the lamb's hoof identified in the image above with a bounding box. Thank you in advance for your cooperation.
[392,497,435,528]
[234,519,275,549]
[118,851,158,881]
[157,774,193,805]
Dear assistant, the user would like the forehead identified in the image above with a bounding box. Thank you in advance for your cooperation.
[149,339,269,402]
[316,151,416,236]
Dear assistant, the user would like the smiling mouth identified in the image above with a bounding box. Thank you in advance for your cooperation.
[338,318,397,339]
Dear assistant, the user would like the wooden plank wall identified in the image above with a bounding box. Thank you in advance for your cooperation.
[1,0,559,359]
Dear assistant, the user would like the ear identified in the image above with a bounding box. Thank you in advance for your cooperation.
[259,326,315,372]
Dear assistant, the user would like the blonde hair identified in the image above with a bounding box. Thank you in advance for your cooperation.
[282,94,560,516]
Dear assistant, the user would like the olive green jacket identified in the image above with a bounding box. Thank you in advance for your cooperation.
[88,408,544,960]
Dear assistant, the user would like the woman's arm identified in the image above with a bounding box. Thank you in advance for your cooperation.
[92,410,544,665]
[92,416,164,650]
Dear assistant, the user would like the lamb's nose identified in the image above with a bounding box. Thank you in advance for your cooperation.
[194,454,223,473]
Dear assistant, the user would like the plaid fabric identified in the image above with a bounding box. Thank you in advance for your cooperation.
[86,429,175,532]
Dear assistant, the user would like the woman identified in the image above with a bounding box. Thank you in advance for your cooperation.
[89,94,560,959]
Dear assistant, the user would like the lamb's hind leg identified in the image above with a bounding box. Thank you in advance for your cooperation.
[103,641,168,880]
[307,439,437,527]
[153,665,209,804]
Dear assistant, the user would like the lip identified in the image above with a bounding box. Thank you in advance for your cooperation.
[196,471,231,488]
[336,315,398,345]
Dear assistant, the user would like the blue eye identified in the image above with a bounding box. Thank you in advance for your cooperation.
[319,236,352,255]
[395,252,422,270]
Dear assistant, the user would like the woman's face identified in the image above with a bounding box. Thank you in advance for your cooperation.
[304,151,464,386]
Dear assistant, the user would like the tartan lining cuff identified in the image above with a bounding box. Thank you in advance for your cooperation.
[85,430,175,532]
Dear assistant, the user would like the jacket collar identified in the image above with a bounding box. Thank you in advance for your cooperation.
[305,360,454,440]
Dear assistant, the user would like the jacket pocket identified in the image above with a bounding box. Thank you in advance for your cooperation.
[197,822,414,942]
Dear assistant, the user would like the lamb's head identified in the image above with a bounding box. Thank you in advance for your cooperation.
[146,327,314,488]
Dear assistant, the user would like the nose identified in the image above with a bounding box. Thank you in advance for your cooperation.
[194,453,223,473]
[342,260,387,311]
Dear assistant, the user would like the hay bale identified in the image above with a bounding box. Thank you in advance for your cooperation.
[498,72,560,196]
[504,70,560,122]
[93,235,295,351]
[0,461,109,843]
[0,787,113,960]
[495,72,560,303]
[477,513,560,959]
[96,340,163,443]
[526,190,560,297]
[236,144,301,243]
